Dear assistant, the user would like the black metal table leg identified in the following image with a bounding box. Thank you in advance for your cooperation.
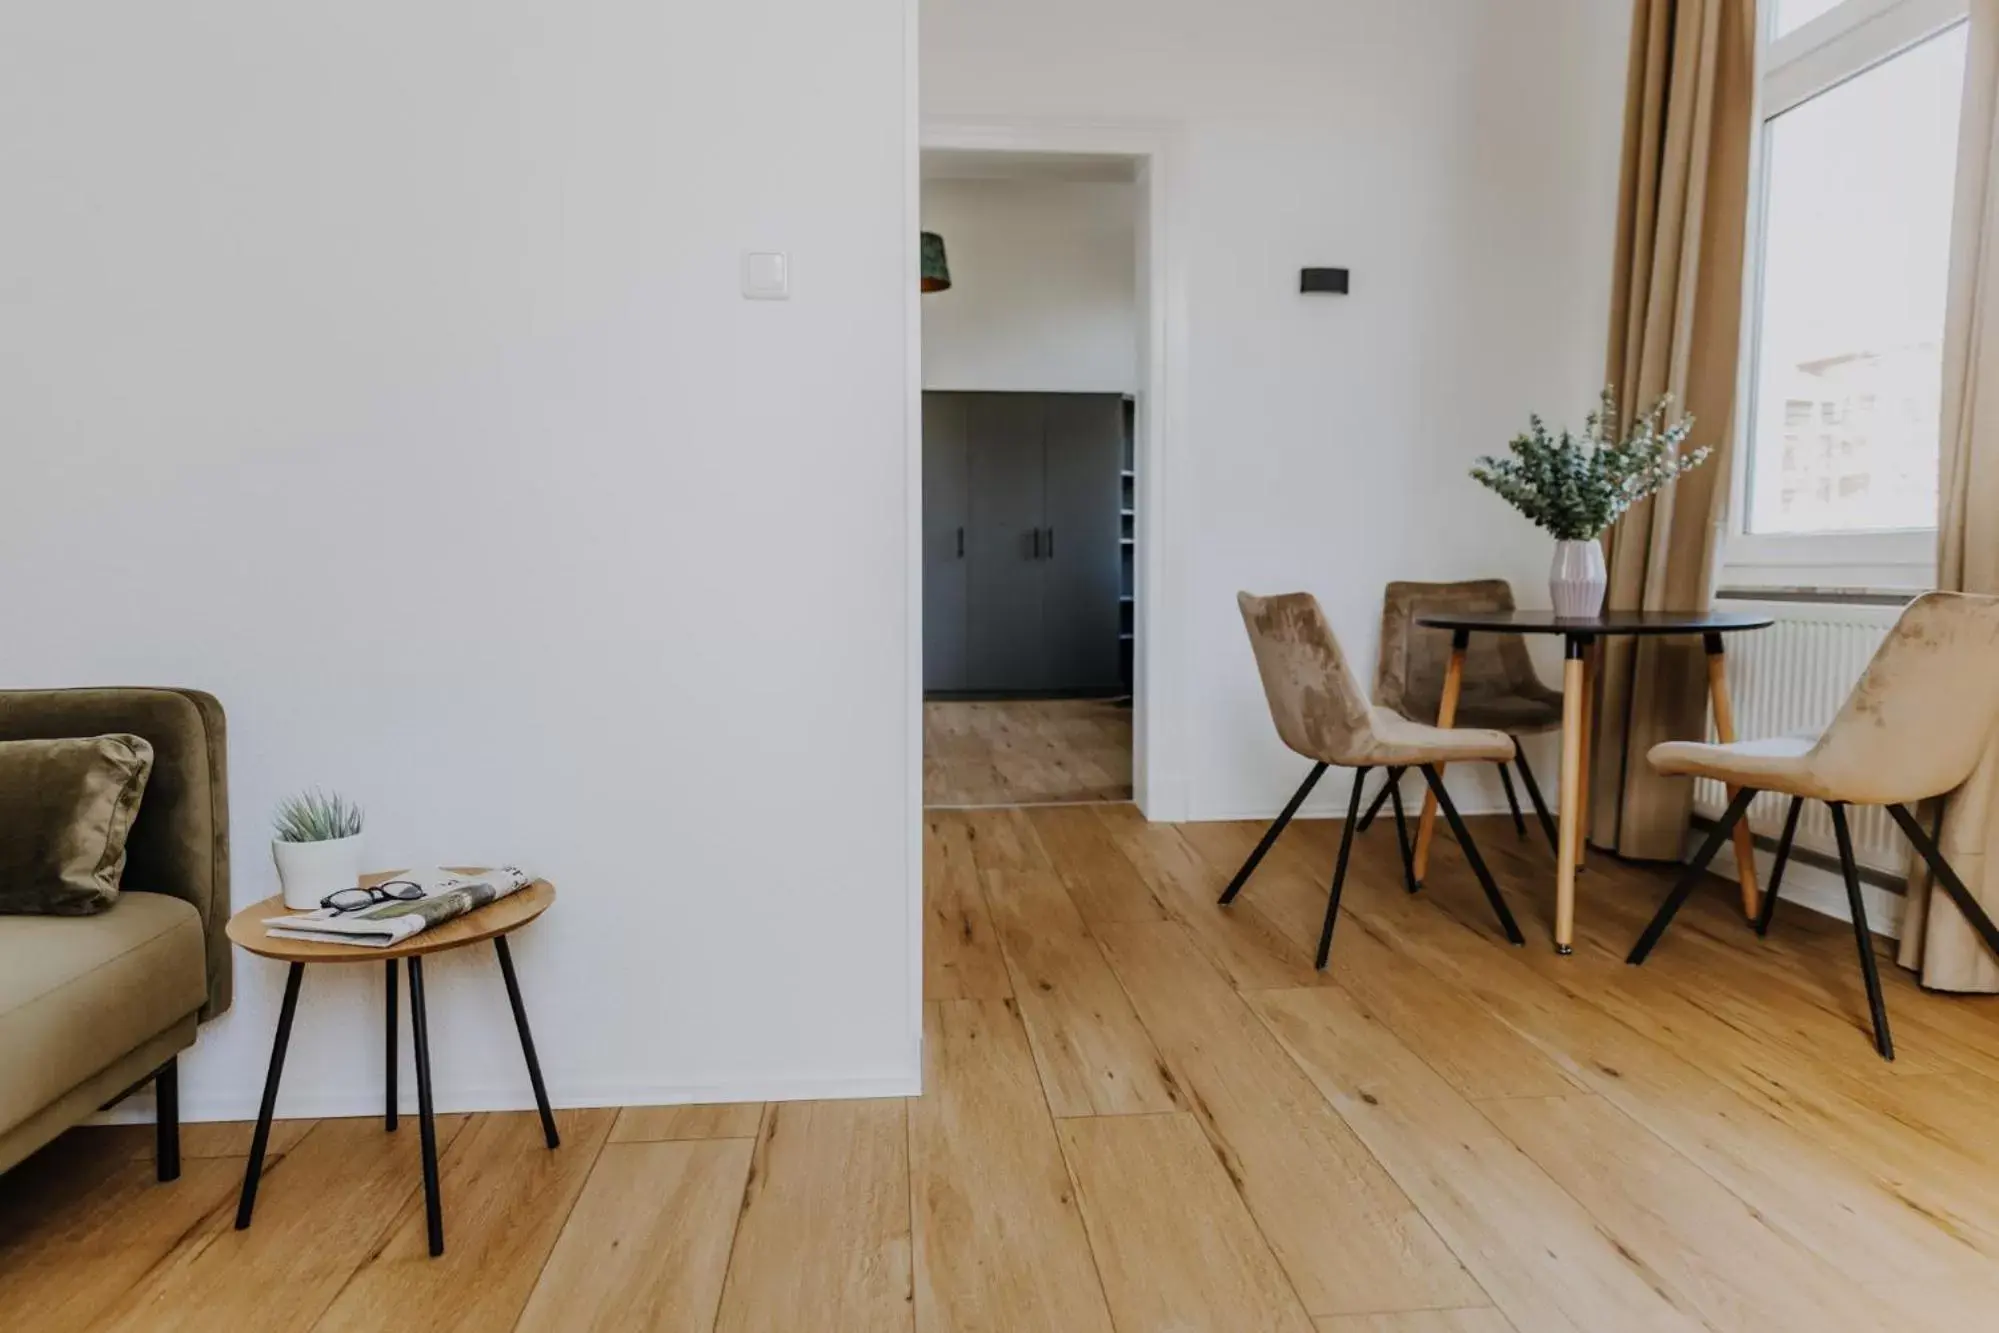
[1220,762,1328,904]
[1831,804,1894,1061]
[1756,796,1804,937]
[237,962,305,1229]
[386,958,399,1131]
[495,935,560,1150]
[408,956,445,1256]
[155,1057,180,1183]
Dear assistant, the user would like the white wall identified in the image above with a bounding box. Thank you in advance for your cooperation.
[924,0,1633,820]
[1,1,918,1119]
[922,178,1138,392]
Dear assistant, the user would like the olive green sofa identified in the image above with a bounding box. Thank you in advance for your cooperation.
[0,688,231,1179]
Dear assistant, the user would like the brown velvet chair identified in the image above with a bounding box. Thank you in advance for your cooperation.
[1627,593,1999,1060]
[1357,579,1563,855]
[1220,592,1525,968]
[0,688,231,1179]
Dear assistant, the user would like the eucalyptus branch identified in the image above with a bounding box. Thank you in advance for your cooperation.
[1470,387,1711,541]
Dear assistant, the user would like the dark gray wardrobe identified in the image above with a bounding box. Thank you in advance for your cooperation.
[924,391,1125,696]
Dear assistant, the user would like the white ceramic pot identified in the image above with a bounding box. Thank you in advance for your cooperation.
[1549,538,1608,620]
[273,833,365,911]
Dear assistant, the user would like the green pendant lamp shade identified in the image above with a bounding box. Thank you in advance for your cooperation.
[920,231,951,293]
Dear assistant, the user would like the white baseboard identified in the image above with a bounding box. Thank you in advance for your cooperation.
[1706,837,1906,940]
[92,1069,925,1127]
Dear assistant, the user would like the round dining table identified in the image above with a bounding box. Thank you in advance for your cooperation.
[1411,608,1775,953]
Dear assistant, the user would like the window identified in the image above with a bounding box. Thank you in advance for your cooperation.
[1728,0,1969,588]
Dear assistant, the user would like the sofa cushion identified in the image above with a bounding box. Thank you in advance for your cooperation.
[0,734,155,914]
[0,891,205,1135]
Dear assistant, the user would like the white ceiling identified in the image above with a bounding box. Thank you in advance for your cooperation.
[920,149,1140,184]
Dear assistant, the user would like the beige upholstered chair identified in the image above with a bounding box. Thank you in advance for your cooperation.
[1358,579,1563,850]
[1628,592,1999,1059]
[1221,592,1525,967]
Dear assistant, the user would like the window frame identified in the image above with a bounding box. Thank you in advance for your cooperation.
[1723,0,1968,591]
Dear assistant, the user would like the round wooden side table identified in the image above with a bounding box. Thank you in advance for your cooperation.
[225,875,558,1256]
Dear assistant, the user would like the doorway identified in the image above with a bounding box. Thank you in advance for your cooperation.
[918,145,1144,808]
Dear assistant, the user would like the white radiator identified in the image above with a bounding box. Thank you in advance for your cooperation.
[1693,599,1906,876]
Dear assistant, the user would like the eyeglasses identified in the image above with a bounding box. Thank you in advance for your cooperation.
[320,880,425,915]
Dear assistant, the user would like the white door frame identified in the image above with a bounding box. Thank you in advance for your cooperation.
[913,116,1191,819]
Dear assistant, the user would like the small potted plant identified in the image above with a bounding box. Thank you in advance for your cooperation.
[272,789,365,910]
[1471,388,1712,619]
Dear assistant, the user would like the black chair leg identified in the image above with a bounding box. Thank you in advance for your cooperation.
[1830,804,1894,1061]
[1888,803,1999,961]
[1418,765,1525,945]
[1355,768,1397,833]
[496,936,561,1150]
[1627,787,1759,965]
[408,956,445,1256]
[1755,796,1804,938]
[386,958,399,1131]
[1314,768,1369,969]
[155,1057,180,1183]
[237,962,305,1229]
[1387,774,1419,894]
[1496,760,1527,837]
[1220,762,1328,905]
[1511,741,1560,854]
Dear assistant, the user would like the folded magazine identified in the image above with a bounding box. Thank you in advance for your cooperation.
[263,866,532,948]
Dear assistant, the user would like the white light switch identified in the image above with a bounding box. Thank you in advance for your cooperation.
[742,251,789,300]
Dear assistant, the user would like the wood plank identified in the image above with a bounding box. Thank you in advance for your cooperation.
[1099,805,1330,991]
[88,1115,469,1333]
[608,1102,764,1142]
[1479,1092,1904,1332]
[78,1117,319,1163]
[924,813,1013,1000]
[514,1138,752,1333]
[960,806,1054,874]
[1248,986,1702,1332]
[1058,1113,1315,1333]
[712,1098,912,1333]
[1028,804,1167,924]
[1321,863,1994,1285]
[0,1146,247,1333]
[1093,920,1479,1316]
[983,868,1181,1117]
[312,1108,614,1333]
[910,999,1116,1332]
[1315,1312,1515,1333]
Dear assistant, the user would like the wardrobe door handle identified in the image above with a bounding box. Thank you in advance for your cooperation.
[956,527,964,559]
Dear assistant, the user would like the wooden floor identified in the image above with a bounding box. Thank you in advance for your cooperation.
[923,697,1131,807]
[11,806,1999,1330]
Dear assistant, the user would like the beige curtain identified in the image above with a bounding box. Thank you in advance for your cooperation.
[1591,0,1758,860]
[1898,0,1999,992]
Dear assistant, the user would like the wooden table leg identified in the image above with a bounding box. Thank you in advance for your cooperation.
[1555,635,1588,954]
[1412,630,1470,884]
[1705,632,1760,919]
[1576,639,1598,871]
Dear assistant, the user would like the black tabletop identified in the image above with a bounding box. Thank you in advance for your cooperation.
[1414,608,1775,636]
